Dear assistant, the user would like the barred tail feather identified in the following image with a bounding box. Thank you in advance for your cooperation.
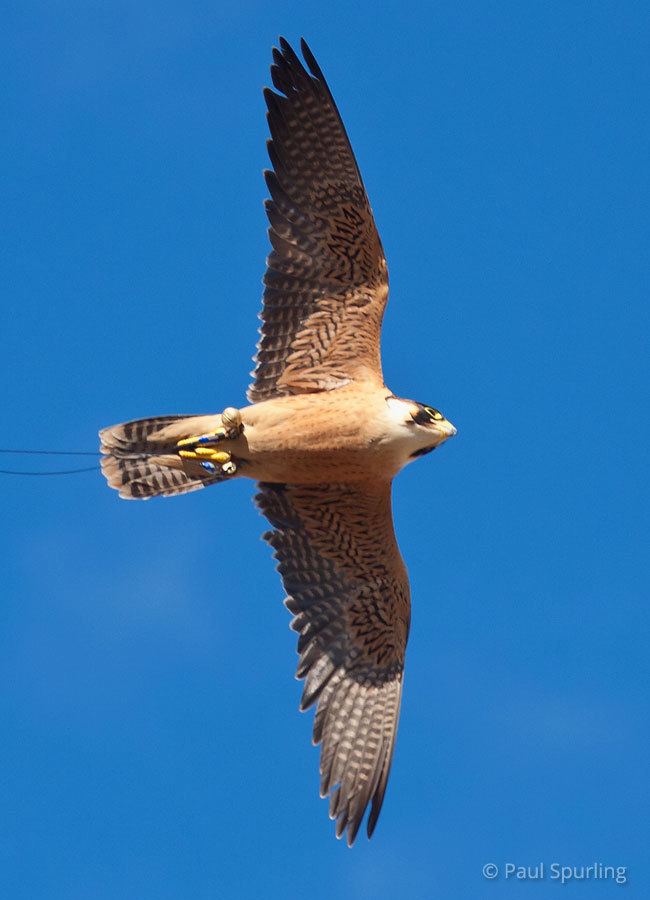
[99,414,225,500]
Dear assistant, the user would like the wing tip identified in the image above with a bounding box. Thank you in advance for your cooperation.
[299,37,322,80]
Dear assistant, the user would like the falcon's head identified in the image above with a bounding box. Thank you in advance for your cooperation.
[386,396,457,460]
[407,401,457,458]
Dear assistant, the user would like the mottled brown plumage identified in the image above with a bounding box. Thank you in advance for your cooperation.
[257,481,408,843]
[99,38,456,845]
[250,37,388,402]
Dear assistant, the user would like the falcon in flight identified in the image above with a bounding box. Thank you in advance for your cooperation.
[100,37,456,845]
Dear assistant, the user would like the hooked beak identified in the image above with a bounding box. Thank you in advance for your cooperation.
[440,419,457,440]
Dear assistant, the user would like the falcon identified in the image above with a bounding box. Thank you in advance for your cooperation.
[100,37,456,845]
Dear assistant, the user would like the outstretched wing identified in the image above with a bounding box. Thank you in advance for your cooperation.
[249,38,389,403]
[256,480,410,845]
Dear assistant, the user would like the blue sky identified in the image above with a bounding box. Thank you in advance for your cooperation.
[2,2,648,897]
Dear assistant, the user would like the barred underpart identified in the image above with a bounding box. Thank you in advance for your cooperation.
[99,415,226,499]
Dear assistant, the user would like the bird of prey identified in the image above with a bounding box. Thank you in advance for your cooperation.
[100,37,456,845]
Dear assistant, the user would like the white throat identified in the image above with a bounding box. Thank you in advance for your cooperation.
[382,397,438,468]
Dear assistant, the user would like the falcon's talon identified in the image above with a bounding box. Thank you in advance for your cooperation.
[176,409,243,472]
[175,410,242,453]
[198,428,227,443]
[194,447,231,461]
[176,435,200,449]
[179,447,232,464]
[177,428,226,449]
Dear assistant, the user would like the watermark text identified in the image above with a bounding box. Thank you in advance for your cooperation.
[482,862,627,885]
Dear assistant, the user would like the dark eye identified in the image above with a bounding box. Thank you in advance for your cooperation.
[425,406,444,421]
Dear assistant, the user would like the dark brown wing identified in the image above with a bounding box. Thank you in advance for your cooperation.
[249,38,389,403]
[256,480,410,845]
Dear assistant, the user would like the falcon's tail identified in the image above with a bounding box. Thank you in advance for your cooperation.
[99,413,232,500]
